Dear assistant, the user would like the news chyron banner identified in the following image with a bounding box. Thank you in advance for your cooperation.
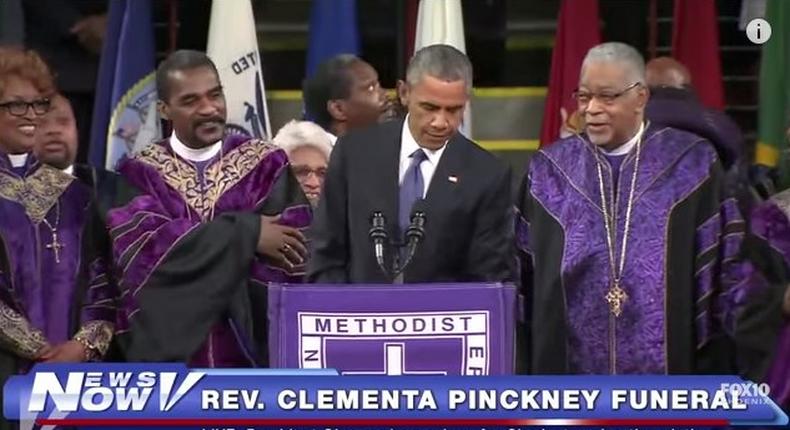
[3,364,788,429]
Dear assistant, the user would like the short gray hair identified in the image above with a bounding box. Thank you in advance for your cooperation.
[581,42,646,85]
[405,44,472,93]
[273,120,332,160]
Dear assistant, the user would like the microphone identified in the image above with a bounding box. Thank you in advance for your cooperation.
[400,199,427,272]
[368,211,389,277]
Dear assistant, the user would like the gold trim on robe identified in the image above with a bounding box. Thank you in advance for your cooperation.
[134,139,278,220]
[73,320,115,361]
[0,165,75,224]
[0,301,49,359]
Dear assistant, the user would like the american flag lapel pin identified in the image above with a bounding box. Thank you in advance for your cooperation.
[448,175,458,183]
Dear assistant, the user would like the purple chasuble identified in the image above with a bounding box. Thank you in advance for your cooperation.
[0,153,114,354]
[108,135,311,367]
[517,124,769,374]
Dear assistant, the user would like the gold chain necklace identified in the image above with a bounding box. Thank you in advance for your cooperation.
[595,125,643,317]
[41,200,64,264]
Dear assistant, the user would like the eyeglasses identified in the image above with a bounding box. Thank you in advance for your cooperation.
[292,165,327,180]
[572,82,641,106]
[0,99,51,117]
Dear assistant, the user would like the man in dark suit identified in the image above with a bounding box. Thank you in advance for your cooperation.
[307,44,514,284]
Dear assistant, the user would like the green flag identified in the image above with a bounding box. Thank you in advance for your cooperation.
[756,0,790,187]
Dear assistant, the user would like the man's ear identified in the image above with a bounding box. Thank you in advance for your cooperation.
[157,100,170,121]
[635,85,650,114]
[327,99,347,122]
[397,80,409,106]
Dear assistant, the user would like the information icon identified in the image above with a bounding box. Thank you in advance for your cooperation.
[746,18,771,44]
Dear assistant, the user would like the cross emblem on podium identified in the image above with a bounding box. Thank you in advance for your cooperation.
[342,343,447,376]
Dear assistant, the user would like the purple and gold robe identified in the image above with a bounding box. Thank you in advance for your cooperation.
[0,154,115,367]
[750,189,790,408]
[108,135,310,367]
[516,123,776,375]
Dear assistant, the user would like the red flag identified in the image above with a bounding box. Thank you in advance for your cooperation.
[539,0,601,147]
[672,0,724,109]
[404,0,419,63]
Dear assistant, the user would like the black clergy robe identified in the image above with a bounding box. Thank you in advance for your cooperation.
[108,134,310,367]
[516,124,780,376]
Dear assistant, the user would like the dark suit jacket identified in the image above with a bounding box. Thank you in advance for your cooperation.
[307,119,515,284]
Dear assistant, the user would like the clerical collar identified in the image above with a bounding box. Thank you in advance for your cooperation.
[602,122,645,156]
[8,153,28,168]
[169,133,222,162]
[325,131,337,146]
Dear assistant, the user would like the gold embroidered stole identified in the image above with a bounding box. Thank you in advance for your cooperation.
[134,139,278,220]
[0,164,74,223]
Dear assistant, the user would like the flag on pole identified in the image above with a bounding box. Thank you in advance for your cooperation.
[539,0,600,148]
[207,0,271,139]
[755,0,790,180]
[414,0,472,138]
[88,0,159,170]
[305,0,360,78]
[672,0,725,109]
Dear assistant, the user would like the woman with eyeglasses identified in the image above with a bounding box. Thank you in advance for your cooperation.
[0,47,116,398]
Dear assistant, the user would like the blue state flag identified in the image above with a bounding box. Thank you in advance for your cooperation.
[88,0,159,170]
[305,0,360,78]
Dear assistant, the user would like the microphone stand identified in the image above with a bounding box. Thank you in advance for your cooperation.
[368,209,427,283]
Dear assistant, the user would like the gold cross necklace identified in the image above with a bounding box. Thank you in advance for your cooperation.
[595,124,643,317]
[41,200,64,264]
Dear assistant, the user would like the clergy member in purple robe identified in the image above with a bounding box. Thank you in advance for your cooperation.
[107,50,311,367]
[749,189,790,409]
[516,42,777,376]
[0,46,115,376]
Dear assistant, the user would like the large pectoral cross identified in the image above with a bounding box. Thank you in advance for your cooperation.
[45,229,64,264]
[605,281,628,317]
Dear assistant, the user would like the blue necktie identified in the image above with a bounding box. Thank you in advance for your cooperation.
[399,149,427,234]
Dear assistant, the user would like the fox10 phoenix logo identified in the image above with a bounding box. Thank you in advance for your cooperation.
[720,382,772,406]
[18,370,204,416]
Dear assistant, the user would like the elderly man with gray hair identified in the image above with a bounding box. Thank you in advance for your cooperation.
[308,44,514,285]
[273,120,333,207]
[515,42,780,377]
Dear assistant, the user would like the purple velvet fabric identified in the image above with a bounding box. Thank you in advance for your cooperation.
[0,156,112,346]
[109,136,308,366]
[525,125,752,374]
[749,197,790,409]
[751,200,790,266]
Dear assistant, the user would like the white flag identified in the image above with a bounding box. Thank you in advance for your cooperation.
[414,0,471,138]
[207,0,271,139]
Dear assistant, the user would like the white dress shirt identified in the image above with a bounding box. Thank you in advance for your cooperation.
[325,130,338,147]
[398,115,447,198]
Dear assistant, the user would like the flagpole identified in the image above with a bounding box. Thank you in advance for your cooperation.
[168,0,178,55]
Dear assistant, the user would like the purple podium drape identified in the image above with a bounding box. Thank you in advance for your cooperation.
[268,283,517,375]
